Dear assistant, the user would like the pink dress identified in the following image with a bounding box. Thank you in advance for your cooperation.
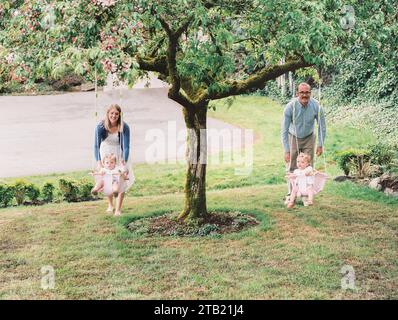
[99,133,135,194]
[289,166,328,196]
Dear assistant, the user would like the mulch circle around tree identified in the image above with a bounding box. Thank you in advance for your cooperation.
[127,211,260,237]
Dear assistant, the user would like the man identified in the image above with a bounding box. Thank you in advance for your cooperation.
[281,82,326,200]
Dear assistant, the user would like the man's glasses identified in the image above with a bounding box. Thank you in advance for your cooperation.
[298,91,311,95]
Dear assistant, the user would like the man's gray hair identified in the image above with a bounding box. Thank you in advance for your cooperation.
[297,82,311,91]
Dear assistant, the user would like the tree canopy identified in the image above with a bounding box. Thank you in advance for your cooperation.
[1,0,346,99]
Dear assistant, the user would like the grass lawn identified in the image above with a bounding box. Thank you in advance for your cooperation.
[1,96,397,299]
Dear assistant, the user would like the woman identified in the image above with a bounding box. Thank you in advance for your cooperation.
[94,104,133,216]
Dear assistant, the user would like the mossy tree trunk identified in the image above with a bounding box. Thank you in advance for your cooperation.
[178,105,208,222]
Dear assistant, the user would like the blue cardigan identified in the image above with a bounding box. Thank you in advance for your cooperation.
[94,121,130,162]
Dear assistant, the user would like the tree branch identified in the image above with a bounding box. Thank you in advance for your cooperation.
[157,14,173,37]
[196,58,313,102]
[136,55,168,75]
[234,37,261,45]
[209,30,223,56]
[176,18,193,38]
[148,36,166,57]
[156,13,194,107]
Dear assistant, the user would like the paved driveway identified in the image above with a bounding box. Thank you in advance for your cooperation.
[0,88,246,178]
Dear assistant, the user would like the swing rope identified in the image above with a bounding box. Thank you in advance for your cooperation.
[317,103,327,173]
[95,67,98,119]
[317,69,327,174]
[95,71,124,166]
[118,84,124,165]
[93,66,99,172]
[292,102,300,153]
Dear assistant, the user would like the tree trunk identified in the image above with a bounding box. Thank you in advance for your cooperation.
[178,105,208,222]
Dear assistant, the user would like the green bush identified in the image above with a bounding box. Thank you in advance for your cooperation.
[0,184,14,208]
[41,183,55,203]
[25,183,40,204]
[386,159,398,175]
[368,144,395,169]
[1,178,97,206]
[59,179,79,202]
[59,178,95,202]
[1,179,97,207]
[13,180,28,206]
[334,149,371,177]
[335,144,397,178]
[51,74,84,91]
[78,180,94,201]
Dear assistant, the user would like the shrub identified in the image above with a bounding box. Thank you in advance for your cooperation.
[0,184,14,208]
[59,179,79,202]
[368,144,395,169]
[59,178,95,202]
[335,144,397,178]
[25,183,40,204]
[386,159,398,175]
[78,180,94,201]
[51,74,84,91]
[13,180,28,206]
[41,183,55,203]
[334,149,371,178]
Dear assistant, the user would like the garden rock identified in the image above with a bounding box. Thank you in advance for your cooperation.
[379,174,398,191]
[369,177,382,191]
[334,176,354,182]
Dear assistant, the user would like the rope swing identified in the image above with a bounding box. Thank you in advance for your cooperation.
[90,70,135,197]
[286,70,328,203]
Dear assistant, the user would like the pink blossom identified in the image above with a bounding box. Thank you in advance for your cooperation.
[101,35,116,50]
[101,59,117,73]
[122,61,131,72]
[7,53,15,64]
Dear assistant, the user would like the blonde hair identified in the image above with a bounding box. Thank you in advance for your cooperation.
[297,152,311,164]
[104,104,122,132]
[102,153,117,165]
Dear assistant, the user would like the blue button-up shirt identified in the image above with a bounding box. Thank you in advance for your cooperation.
[281,97,326,152]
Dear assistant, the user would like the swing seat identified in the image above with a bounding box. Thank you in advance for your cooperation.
[288,171,328,196]
[93,173,128,196]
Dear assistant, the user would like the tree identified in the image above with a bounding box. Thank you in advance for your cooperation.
[326,0,398,105]
[0,0,346,222]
